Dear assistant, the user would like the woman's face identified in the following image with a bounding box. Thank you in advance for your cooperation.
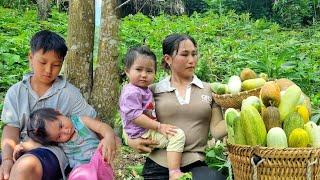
[168,39,198,79]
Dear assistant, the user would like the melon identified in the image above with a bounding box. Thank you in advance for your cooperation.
[260,81,281,107]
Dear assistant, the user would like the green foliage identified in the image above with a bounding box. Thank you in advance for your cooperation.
[272,0,313,27]
[0,7,67,114]
[205,140,232,179]
[179,172,192,180]
[120,12,320,103]
[204,0,273,19]
[0,0,34,10]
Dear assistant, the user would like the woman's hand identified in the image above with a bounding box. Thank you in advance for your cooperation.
[127,138,159,153]
[157,123,178,137]
[99,133,120,164]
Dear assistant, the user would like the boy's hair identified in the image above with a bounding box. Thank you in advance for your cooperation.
[124,46,157,72]
[27,108,62,145]
[30,30,68,60]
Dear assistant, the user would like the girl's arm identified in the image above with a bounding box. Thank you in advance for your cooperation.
[133,114,178,136]
[81,117,118,164]
[81,117,115,138]
[210,106,227,139]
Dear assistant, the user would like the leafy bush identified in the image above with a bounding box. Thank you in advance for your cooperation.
[119,12,320,105]
[0,7,67,113]
[272,0,313,27]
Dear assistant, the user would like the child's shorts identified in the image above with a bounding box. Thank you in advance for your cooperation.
[27,148,62,180]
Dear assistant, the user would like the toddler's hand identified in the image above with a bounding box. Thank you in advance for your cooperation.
[13,144,25,161]
[157,123,178,137]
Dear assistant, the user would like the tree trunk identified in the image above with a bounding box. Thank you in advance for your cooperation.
[171,0,185,15]
[90,0,120,125]
[64,0,95,100]
[36,0,51,20]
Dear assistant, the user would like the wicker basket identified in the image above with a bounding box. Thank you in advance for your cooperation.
[227,143,320,180]
[213,88,261,109]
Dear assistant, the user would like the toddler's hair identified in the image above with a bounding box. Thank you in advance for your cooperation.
[27,108,62,145]
[30,30,68,60]
[124,46,157,72]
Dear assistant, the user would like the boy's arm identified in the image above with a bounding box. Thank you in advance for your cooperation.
[210,106,227,139]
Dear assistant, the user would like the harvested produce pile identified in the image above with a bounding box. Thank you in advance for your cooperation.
[212,68,319,179]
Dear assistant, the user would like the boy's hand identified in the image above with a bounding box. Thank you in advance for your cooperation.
[99,133,120,164]
[157,123,178,137]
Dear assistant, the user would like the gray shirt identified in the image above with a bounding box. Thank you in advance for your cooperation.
[1,73,97,179]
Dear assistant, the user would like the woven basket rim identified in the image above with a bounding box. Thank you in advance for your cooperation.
[213,87,261,98]
[227,143,320,151]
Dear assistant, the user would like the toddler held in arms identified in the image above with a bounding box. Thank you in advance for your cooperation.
[119,46,186,180]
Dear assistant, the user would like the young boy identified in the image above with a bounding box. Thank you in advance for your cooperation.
[0,30,117,180]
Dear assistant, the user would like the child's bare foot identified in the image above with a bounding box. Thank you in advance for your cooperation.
[169,169,183,180]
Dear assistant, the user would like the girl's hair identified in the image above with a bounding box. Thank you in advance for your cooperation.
[124,46,157,72]
[162,34,197,70]
[30,30,68,60]
[27,108,62,145]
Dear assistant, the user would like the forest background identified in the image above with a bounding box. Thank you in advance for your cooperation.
[0,0,320,179]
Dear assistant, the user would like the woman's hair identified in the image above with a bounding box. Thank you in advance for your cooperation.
[27,108,62,145]
[30,30,68,60]
[124,46,157,72]
[162,34,197,70]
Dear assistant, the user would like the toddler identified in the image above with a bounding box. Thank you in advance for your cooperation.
[119,46,186,180]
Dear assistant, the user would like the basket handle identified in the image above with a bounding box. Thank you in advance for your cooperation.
[307,158,318,180]
[251,155,265,180]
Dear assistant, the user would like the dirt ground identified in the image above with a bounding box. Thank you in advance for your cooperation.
[113,145,146,180]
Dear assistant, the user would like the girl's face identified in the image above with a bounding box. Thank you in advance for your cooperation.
[125,55,155,88]
[29,49,63,86]
[165,39,198,79]
[45,115,75,143]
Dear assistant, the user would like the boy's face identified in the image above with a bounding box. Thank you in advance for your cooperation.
[45,115,75,143]
[29,49,63,86]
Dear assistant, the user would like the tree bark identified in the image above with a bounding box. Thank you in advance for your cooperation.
[36,0,51,20]
[64,0,95,100]
[90,0,120,125]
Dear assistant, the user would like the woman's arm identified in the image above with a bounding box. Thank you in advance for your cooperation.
[127,137,159,153]
[210,106,227,139]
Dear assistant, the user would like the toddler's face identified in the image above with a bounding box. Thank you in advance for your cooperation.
[126,55,155,88]
[45,115,75,143]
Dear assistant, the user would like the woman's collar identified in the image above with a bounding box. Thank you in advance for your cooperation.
[153,75,203,94]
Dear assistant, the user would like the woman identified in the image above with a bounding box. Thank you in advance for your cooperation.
[128,34,227,179]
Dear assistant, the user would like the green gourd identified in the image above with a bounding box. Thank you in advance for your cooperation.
[278,85,302,123]
[240,105,267,146]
